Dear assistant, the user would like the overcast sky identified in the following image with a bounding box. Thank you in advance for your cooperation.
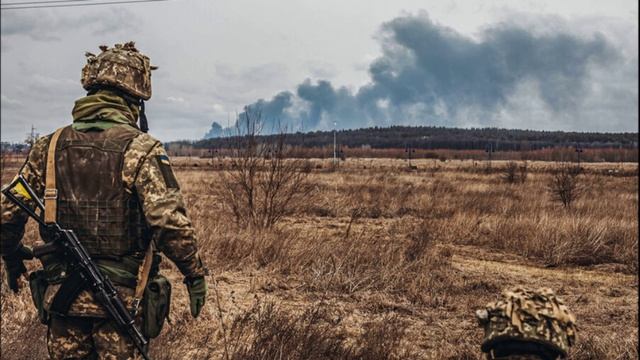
[1,0,637,143]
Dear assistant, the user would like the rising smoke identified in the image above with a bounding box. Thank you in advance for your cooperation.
[205,12,628,138]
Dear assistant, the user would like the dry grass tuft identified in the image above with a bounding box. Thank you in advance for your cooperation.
[223,301,415,360]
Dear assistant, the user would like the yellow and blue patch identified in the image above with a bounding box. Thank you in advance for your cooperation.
[155,155,179,189]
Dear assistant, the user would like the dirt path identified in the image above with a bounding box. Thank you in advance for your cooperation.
[452,245,636,289]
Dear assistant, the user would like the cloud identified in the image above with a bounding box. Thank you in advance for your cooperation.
[306,60,339,79]
[1,94,22,109]
[215,12,635,137]
[0,8,139,43]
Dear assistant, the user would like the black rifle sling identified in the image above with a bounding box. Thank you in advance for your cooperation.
[49,271,86,314]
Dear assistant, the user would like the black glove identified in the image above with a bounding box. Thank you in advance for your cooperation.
[2,245,34,293]
[185,276,207,318]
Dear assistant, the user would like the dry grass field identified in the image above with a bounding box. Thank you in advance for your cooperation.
[1,157,638,359]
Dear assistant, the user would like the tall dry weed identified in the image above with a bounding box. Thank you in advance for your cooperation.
[224,301,416,360]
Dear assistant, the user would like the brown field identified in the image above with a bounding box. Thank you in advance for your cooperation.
[1,158,638,359]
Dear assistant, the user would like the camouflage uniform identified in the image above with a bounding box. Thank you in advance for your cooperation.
[476,288,577,360]
[1,42,206,360]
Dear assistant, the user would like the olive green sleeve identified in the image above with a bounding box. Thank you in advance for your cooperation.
[1,136,49,256]
[128,138,206,279]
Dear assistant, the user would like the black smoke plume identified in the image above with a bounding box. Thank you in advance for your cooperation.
[206,13,624,138]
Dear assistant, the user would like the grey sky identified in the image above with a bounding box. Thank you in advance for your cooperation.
[1,0,637,142]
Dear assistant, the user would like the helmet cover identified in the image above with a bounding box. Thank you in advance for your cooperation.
[81,41,156,100]
[476,287,577,358]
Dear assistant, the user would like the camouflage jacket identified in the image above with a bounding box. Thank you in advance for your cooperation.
[1,106,205,316]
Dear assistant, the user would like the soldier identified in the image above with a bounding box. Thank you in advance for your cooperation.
[476,287,577,360]
[1,41,208,359]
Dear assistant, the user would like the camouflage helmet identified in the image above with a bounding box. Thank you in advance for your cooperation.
[81,41,157,100]
[476,287,576,359]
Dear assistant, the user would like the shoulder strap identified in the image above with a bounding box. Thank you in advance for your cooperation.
[44,127,65,224]
[132,242,154,315]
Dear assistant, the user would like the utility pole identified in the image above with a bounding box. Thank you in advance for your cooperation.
[333,121,337,165]
[618,143,623,170]
[405,144,415,168]
[575,145,583,166]
[485,143,495,169]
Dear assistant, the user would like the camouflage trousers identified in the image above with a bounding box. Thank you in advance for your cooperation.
[47,314,144,360]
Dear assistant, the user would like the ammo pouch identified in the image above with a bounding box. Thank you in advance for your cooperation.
[142,275,171,338]
[28,270,49,324]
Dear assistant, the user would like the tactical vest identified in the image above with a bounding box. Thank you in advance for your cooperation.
[42,125,150,257]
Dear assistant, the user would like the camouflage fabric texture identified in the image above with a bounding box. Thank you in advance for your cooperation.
[1,121,206,319]
[44,283,136,317]
[476,287,577,359]
[48,313,143,360]
[81,41,156,100]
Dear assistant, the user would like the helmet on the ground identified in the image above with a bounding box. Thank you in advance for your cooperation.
[476,287,576,359]
[81,41,157,100]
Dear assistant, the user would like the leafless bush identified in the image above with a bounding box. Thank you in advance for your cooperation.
[501,161,528,184]
[501,161,518,184]
[216,107,315,229]
[548,163,584,207]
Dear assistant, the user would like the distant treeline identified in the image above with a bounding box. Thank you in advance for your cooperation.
[164,126,638,162]
[172,125,638,151]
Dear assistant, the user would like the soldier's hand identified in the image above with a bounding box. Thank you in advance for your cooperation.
[185,276,207,318]
[2,245,34,293]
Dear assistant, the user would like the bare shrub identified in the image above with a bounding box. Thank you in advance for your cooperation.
[501,161,519,184]
[501,161,528,184]
[548,163,584,207]
[216,106,315,229]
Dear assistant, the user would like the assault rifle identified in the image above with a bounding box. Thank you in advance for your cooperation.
[2,175,150,360]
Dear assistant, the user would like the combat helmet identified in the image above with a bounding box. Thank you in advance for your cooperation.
[81,41,157,100]
[476,287,577,360]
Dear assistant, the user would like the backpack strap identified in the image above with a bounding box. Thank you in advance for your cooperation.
[44,128,64,224]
